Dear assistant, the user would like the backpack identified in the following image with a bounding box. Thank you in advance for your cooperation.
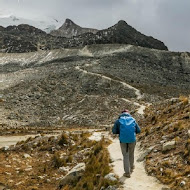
[119,115,137,143]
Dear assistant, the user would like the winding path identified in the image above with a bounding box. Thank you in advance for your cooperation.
[75,63,145,113]
[76,62,166,189]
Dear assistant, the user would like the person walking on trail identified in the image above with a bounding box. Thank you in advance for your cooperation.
[112,109,141,178]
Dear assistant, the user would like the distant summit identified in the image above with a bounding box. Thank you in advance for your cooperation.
[50,18,98,38]
[62,19,168,50]
[103,20,168,50]
[51,19,168,51]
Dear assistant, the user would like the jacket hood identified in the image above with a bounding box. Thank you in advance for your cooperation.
[119,112,131,117]
[119,112,135,126]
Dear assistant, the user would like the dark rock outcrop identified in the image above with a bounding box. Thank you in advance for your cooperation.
[66,20,168,50]
[0,24,68,53]
[51,18,98,38]
[0,34,37,53]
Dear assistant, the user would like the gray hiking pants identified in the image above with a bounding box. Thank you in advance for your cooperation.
[120,142,136,174]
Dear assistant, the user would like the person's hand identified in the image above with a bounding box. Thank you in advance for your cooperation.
[111,134,118,139]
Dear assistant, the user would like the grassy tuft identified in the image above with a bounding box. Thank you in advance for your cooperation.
[52,152,67,168]
[70,139,119,190]
[58,133,69,146]
[179,96,189,105]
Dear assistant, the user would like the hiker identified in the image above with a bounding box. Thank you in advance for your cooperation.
[112,109,141,178]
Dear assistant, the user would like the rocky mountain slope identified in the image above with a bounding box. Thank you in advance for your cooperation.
[50,18,98,38]
[0,20,167,53]
[0,44,190,129]
[139,97,190,190]
[0,24,67,53]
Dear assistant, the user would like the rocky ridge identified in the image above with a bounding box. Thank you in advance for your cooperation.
[50,18,98,38]
[66,20,168,50]
[0,19,167,53]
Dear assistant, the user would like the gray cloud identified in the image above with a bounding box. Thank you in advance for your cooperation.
[0,0,189,51]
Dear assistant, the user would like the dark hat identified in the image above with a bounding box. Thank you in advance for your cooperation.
[122,109,129,113]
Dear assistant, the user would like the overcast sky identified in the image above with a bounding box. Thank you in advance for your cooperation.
[0,0,190,52]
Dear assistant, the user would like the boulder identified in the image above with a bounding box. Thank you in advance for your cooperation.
[104,173,117,181]
[59,163,85,188]
[162,141,175,152]
[137,146,155,162]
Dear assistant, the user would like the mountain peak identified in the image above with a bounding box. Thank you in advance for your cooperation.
[117,20,127,25]
[50,19,98,38]
[64,18,76,26]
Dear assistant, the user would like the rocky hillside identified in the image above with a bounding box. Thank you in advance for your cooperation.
[0,20,167,53]
[0,24,67,53]
[139,97,190,189]
[0,44,190,129]
[0,131,118,190]
[50,18,98,38]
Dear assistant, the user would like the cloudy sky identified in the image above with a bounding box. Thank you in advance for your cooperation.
[0,0,189,52]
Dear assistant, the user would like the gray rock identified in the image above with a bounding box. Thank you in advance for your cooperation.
[162,141,175,152]
[104,173,117,181]
[59,163,85,187]
[58,166,70,173]
[137,146,155,162]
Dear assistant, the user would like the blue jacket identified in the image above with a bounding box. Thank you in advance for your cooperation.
[112,113,141,143]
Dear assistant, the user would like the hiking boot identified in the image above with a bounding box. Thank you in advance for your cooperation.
[123,173,131,178]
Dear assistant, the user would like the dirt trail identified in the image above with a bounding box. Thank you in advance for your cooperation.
[89,130,166,189]
[75,62,145,113]
[108,139,165,190]
[107,92,166,189]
